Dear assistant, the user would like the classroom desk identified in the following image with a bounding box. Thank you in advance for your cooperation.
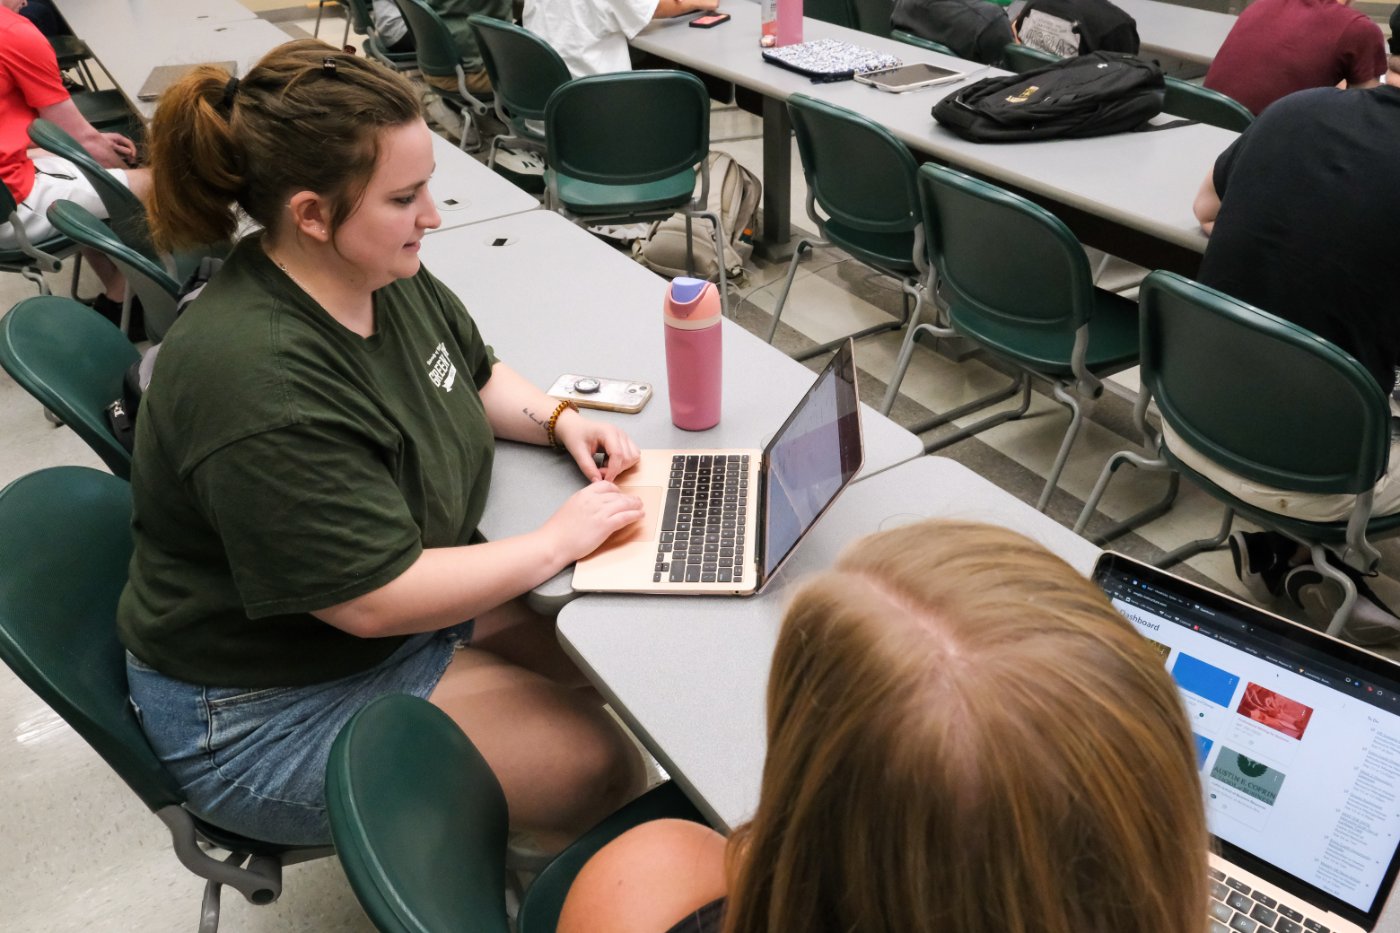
[556,455,1099,830]
[424,131,541,232]
[418,210,923,608]
[633,3,1229,272]
[1116,0,1237,67]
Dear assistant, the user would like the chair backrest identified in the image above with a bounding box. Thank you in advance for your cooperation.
[343,0,374,35]
[1001,41,1061,72]
[919,162,1096,339]
[46,199,183,341]
[0,466,183,812]
[1140,271,1390,495]
[891,29,956,56]
[546,71,710,189]
[28,118,157,261]
[806,0,857,28]
[469,14,571,124]
[395,0,463,78]
[851,0,894,36]
[1162,77,1253,132]
[326,694,511,933]
[788,94,921,238]
[0,296,140,477]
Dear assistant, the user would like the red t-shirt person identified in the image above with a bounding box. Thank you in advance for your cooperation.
[1204,0,1386,116]
[0,5,69,203]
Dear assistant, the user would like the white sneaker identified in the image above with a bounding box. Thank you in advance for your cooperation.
[1283,564,1400,646]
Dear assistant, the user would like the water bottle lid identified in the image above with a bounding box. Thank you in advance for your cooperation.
[670,277,708,304]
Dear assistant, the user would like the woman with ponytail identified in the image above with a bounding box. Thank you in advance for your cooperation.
[118,40,646,848]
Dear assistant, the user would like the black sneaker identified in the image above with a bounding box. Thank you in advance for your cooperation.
[1283,563,1400,647]
[1228,531,1293,602]
[83,294,146,342]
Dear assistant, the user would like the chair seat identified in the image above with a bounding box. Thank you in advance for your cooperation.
[548,167,696,216]
[72,90,133,132]
[49,35,90,67]
[822,219,920,274]
[950,286,1139,377]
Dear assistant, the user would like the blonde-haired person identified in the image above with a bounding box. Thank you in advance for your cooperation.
[559,520,1210,933]
[119,39,647,849]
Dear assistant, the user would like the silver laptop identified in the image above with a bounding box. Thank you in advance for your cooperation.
[572,339,864,596]
[1095,554,1400,933]
[137,62,237,102]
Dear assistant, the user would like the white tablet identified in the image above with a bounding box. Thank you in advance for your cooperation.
[854,62,966,93]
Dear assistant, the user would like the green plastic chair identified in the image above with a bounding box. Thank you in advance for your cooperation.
[396,0,493,152]
[327,693,708,933]
[0,296,139,478]
[1,178,77,296]
[851,0,895,36]
[72,88,141,137]
[1075,271,1400,637]
[891,29,957,57]
[344,0,418,72]
[468,13,571,167]
[884,163,1139,512]
[0,466,333,933]
[46,200,183,341]
[766,95,926,362]
[1000,42,1062,72]
[545,71,730,314]
[1163,77,1253,132]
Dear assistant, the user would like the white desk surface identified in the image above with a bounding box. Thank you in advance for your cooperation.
[1116,0,1237,66]
[425,131,541,232]
[418,211,923,605]
[634,4,1226,254]
[556,455,1100,831]
[58,0,258,32]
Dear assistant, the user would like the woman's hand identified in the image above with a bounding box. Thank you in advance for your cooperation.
[554,409,641,482]
[542,481,644,561]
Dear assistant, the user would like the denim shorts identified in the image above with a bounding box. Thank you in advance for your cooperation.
[126,621,473,847]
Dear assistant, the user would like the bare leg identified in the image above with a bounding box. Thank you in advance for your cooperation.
[124,167,152,204]
[82,248,124,300]
[428,600,647,850]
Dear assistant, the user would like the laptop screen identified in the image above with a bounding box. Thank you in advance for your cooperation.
[759,340,863,583]
[1094,554,1400,929]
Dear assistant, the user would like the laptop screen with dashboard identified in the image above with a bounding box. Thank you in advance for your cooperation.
[1095,554,1400,930]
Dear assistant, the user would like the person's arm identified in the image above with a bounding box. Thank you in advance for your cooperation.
[34,98,136,167]
[1192,171,1220,236]
[1339,18,1386,90]
[653,0,718,19]
[479,361,640,483]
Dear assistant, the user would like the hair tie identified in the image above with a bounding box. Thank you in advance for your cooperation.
[220,76,240,111]
[322,57,338,76]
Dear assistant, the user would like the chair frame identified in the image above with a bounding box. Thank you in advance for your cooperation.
[2,181,79,296]
[395,0,494,153]
[467,13,570,169]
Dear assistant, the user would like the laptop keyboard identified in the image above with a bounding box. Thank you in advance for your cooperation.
[654,454,750,584]
[1209,866,1328,933]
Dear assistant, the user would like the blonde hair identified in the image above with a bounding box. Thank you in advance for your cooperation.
[723,520,1208,933]
[146,39,421,251]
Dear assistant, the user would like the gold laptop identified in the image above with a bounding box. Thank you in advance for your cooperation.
[572,339,864,596]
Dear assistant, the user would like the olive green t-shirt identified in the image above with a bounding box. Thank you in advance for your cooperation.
[116,236,497,688]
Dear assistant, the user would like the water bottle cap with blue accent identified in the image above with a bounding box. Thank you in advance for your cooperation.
[669,277,709,304]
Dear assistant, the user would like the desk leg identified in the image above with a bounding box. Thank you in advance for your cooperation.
[756,96,802,262]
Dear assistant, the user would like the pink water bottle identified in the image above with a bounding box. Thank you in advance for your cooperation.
[777,0,804,46]
[664,277,722,431]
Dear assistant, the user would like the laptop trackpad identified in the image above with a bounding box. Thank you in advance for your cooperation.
[590,485,663,555]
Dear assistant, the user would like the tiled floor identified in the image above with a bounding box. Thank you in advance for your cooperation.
[4,4,1400,931]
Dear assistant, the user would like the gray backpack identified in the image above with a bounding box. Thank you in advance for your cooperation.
[633,152,761,283]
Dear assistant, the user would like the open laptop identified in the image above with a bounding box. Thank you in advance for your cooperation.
[1095,553,1400,933]
[572,339,864,596]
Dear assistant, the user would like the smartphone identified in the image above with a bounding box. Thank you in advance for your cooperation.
[547,374,653,413]
[690,12,731,27]
[853,62,967,92]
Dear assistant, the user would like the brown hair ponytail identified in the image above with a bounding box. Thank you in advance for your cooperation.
[147,39,421,252]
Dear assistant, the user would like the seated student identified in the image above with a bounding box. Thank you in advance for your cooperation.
[1013,0,1139,57]
[890,0,1014,66]
[1193,52,1400,643]
[417,0,512,97]
[523,0,720,78]
[121,40,649,849]
[558,520,1210,933]
[1,0,150,327]
[1204,0,1385,116]
[372,0,414,55]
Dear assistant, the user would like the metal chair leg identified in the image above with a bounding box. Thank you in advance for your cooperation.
[342,9,351,48]
[1157,508,1235,568]
[1074,449,1179,545]
[696,209,729,318]
[791,273,922,364]
[313,0,326,37]
[923,375,1033,453]
[1309,543,1360,638]
[1036,382,1084,512]
[765,239,813,341]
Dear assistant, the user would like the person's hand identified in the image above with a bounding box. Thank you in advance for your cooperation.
[102,133,138,166]
[553,409,641,482]
[542,481,644,561]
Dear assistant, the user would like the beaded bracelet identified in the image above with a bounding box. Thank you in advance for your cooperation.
[545,399,578,449]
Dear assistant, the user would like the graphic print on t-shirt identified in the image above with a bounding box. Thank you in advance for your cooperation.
[426,341,458,392]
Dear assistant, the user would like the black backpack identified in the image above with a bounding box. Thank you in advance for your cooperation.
[932,51,1168,143]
